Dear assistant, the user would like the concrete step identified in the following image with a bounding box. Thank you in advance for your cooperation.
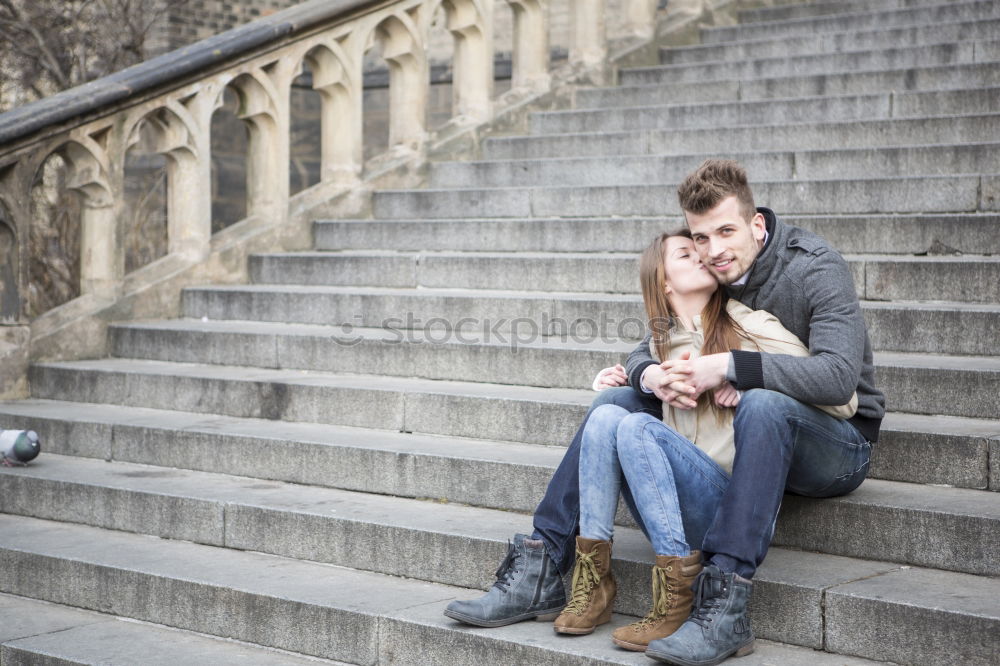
[106,319,638,390]
[0,513,956,665]
[26,358,591,445]
[857,254,1000,303]
[0,593,331,665]
[874,411,999,490]
[774,478,1000,576]
[245,250,1000,304]
[736,0,963,24]
[876,351,1000,419]
[1,454,997,581]
[700,0,1000,44]
[118,296,1000,367]
[0,400,564,514]
[429,143,1000,188]
[181,285,1000,356]
[182,284,646,338]
[371,176,993,219]
[618,40,999,87]
[574,84,998,121]
[0,397,994,507]
[612,60,1000,102]
[660,17,1000,65]
[30,342,1000,420]
[311,214,1000,255]
[481,114,1000,160]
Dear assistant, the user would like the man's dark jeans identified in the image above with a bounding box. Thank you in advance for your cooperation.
[703,389,872,579]
[531,386,661,576]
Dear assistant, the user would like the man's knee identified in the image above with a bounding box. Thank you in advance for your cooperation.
[735,389,800,424]
[590,385,656,414]
[591,386,631,408]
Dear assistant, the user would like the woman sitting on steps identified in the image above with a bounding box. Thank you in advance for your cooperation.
[552,229,857,653]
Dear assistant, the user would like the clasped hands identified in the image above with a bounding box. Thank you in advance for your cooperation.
[642,351,738,410]
[592,352,739,409]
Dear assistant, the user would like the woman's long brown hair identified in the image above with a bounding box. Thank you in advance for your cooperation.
[639,229,754,416]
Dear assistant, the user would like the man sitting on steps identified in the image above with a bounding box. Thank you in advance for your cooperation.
[444,159,885,666]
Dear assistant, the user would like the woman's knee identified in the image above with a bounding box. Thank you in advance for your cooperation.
[584,404,629,441]
[615,411,659,443]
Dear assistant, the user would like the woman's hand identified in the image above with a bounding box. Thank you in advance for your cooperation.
[713,382,742,408]
[592,364,627,391]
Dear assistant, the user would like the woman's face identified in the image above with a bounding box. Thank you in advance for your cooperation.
[663,236,718,297]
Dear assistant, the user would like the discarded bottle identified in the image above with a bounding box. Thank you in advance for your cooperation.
[0,429,40,465]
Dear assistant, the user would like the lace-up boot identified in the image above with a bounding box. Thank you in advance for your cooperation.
[646,564,755,666]
[611,551,702,651]
[444,533,566,627]
[553,536,616,635]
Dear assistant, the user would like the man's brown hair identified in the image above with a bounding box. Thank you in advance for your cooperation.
[677,159,756,222]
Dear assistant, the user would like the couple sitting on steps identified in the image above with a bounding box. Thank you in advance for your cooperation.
[444,160,885,666]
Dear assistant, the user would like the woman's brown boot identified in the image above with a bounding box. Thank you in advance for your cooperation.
[553,536,617,635]
[611,551,702,651]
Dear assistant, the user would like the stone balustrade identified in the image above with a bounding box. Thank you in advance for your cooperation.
[0,0,676,396]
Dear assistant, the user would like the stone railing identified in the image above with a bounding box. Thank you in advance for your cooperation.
[0,0,728,397]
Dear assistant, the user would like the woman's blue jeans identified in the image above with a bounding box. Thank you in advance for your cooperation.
[577,405,731,556]
[532,386,661,575]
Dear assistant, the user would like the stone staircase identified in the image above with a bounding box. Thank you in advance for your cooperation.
[2,0,999,663]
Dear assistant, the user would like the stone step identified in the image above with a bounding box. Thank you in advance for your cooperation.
[184,285,1000,356]
[1,513,961,665]
[877,351,1000,419]
[311,214,1000,255]
[429,143,1000,188]
[873,411,999,490]
[0,593,332,665]
[106,319,638,390]
[736,0,960,24]
[481,114,1000,160]
[0,400,564,514]
[28,344,1000,421]
[612,61,1000,102]
[27,358,591,445]
[182,285,646,338]
[0,398,994,514]
[574,84,997,122]
[660,17,1000,65]
[700,0,1000,44]
[0,394,994,501]
[618,40,999,88]
[180,283,1000,356]
[371,176,994,219]
[245,250,1000,304]
[1,454,997,582]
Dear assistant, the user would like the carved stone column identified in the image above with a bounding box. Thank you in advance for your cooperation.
[443,0,493,124]
[625,0,658,39]
[507,0,550,93]
[570,0,609,84]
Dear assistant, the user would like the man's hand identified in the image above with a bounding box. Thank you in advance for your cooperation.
[685,353,732,396]
[642,351,698,409]
[644,352,732,410]
[592,364,627,391]
[713,382,742,408]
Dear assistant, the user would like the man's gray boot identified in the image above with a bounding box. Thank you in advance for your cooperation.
[646,564,755,666]
[444,534,566,628]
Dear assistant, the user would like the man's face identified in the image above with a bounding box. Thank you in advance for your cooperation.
[686,195,766,285]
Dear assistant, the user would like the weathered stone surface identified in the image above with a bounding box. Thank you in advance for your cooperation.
[826,567,1000,665]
